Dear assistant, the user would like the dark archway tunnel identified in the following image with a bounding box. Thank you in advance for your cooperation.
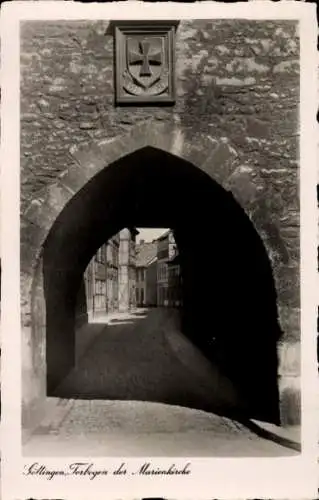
[42,146,282,425]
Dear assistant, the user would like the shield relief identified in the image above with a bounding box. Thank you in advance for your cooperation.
[115,21,177,104]
[126,36,165,90]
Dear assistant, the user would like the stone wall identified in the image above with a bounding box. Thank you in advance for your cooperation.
[20,19,300,427]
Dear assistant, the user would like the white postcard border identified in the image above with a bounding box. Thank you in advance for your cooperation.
[1,1,318,499]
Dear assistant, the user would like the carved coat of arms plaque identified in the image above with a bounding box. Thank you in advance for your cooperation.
[115,22,177,104]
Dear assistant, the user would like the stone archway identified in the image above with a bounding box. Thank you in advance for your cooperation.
[21,122,298,434]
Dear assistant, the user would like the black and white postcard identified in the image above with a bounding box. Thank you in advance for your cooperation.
[1,1,318,499]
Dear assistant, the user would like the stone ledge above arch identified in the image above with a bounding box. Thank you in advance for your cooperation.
[67,120,240,195]
[23,182,74,231]
[59,162,94,193]
[224,164,264,207]
[21,217,47,272]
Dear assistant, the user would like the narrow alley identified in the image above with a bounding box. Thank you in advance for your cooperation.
[55,308,239,411]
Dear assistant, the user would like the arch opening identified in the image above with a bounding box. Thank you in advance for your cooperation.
[42,146,282,424]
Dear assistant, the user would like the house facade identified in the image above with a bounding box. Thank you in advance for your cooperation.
[167,252,182,308]
[157,230,179,307]
[83,228,137,318]
[136,240,158,307]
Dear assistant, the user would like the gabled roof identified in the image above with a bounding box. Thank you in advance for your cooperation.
[157,229,171,241]
[147,255,158,266]
[136,241,158,267]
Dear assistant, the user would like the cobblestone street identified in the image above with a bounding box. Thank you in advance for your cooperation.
[23,398,298,457]
[23,309,298,457]
[55,309,241,412]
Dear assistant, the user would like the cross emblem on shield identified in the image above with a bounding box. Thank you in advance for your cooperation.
[127,37,164,89]
[115,22,176,103]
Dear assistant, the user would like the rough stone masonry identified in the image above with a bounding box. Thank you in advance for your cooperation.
[20,19,300,431]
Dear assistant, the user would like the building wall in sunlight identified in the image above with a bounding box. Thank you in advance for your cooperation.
[83,228,137,318]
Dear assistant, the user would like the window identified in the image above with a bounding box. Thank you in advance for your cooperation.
[159,264,167,281]
[95,246,106,264]
[94,278,107,312]
[112,244,118,266]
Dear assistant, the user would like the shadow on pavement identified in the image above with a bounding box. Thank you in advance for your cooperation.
[54,309,242,421]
